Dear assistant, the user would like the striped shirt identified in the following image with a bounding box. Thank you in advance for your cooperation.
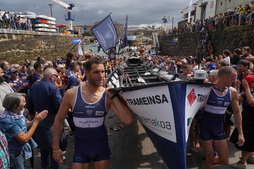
[0,130,9,169]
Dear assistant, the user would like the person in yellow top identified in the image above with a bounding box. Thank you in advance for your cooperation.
[219,13,225,29]
[238,5,246,25]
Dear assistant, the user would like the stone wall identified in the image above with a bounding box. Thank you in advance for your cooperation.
[159,24,254,57]
[0,29,92,64]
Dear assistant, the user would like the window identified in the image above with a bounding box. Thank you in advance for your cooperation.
[220,1,223,6]
[229,0,231,2]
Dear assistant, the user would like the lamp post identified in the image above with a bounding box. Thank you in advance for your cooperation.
[172,17,174,30]
[49,4,53,17]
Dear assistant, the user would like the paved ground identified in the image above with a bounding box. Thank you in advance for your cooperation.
[25,113,254,169]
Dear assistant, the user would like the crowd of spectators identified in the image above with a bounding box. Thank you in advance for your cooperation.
[171,1,254,35]
[0,43,254,168]
[0,10,32,31]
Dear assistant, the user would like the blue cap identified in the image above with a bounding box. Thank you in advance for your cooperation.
[7,68,17,74]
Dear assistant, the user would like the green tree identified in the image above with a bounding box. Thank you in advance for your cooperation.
[82,32,92,36]
[133,31,141,35]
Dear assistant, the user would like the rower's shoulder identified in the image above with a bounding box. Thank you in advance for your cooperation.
[64,86,79,97]
[229,86,238,97]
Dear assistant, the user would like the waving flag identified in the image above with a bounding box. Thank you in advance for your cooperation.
[72,38,82,44]
[120,15,128,49]
[77,43,83,56]
[92,15,119,52]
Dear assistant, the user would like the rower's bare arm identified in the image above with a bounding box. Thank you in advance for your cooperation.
[231,87,245,146]
[200,87,211,109]
[242,79,254,106]
[246,55,254,60]
[107,91,133,124]
[53,88,75,150]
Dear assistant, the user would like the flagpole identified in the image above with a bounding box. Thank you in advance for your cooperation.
[188,0,193,23]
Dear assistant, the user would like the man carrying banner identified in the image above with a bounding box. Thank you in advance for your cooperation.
[199,66,244,169]
[52,58,133,169]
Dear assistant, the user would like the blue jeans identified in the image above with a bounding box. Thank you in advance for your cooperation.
[10,151,25,169]
[40,149,59,169]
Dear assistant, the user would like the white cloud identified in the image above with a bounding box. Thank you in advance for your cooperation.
[97,10,103,14]
[1,0,190,26]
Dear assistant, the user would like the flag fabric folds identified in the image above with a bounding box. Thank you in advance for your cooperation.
[77,43,83,56]
[72,38,82,44]
[92,15,119,52]
[120,15,128,49]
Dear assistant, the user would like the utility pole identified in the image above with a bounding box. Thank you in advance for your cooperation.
[49,4,53,17]
[172,17,174,30]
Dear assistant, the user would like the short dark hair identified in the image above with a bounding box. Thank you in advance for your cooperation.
[205,57,213,62]
[43,65,53,71]
[77,61,83,67]
[85,58,104,71]
[66,52,75,60]
[194,58,200,64]
[218,66,236,78]
[69,62,79,71]
[34,61,41,70]
[234,48,242,55]
[182,64,190,69]
[0,61,7,69]
[237,59,250,68]
[219,60,230,66]
[242,46,251,53]
[223,50,231,56]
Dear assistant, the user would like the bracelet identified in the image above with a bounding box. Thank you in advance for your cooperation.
[52,149,61,153]
[111,93,118,100]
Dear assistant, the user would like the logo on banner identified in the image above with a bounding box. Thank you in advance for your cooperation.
[86,109,93,116]
[104,31,113,39]
[126,94,169,105]
[197,94,208,102]
[217,100,223,105]
[95,111,104,116]
[224,102,230,106]
[187,88,197,106]
[135,114,172,130]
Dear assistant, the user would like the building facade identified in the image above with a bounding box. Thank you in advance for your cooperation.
[180,0,253,26]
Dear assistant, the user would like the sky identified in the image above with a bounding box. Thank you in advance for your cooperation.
[1,0,191,28]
